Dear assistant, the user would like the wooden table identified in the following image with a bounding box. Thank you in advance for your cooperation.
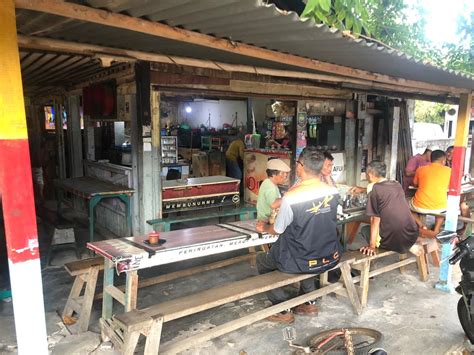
[147,205,256,232]
[461,183,474,203]
[87,220,278,320]
[55,177,135,243]
[338,207,368,250]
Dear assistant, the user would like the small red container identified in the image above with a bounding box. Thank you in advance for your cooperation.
[148,231,160,245]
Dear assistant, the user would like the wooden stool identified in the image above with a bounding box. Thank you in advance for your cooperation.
[415,213,441,267]
[417,238,441,269]
[62,257,104,333]
[45,220,81,266]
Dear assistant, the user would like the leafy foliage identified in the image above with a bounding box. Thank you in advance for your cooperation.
[414,101,451,125]
[301,0,474,76]
[301,0,373,35]
[434,11,474,75]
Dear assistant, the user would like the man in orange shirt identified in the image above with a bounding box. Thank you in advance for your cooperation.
[409,150,450,236]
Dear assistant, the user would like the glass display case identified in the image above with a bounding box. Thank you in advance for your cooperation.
[161,136,178,164]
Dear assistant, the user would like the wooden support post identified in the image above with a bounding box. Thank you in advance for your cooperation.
[62,275,85,319]
[339,262,362,315]
[67,95,84,177]
[102,259,115,320]
[320,271,329,301]
[388,106,400,180]
[248,247,257,266]
[246,98,253,134]
[399,253,408,274]
[84,116,95,161]
[345,101,357,186]
[122,330,141,355]
[416,252,429,282]
[144,316,164,355]
[0,1,48,352]
[100,318,125,350]
[358,260,370,308]
[134,61,158,234]
[125,270,139,312]
[77,266,99,332]
[150,89,162,223]
[356,95,367,186]
[54,99,67,179]
[430,250,441,267]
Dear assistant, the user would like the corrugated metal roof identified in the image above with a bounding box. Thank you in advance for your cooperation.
[15,0,474,91]
[19,49,128,92]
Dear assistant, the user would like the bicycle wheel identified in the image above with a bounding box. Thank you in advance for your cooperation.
[303,327,383,355]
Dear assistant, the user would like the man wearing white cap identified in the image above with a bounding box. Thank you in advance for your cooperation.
[256,158,291,223]
[403,145,438,195]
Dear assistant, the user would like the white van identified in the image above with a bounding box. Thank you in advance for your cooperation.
[412,122,446,141]
[411,122,452,155]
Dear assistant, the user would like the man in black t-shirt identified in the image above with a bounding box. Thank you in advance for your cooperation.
[359,161,420,256]
[256,147,341,324]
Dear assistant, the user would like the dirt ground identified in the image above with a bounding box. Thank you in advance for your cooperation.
[0,213,472,354]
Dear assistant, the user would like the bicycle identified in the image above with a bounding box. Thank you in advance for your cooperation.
[284,326,383,354]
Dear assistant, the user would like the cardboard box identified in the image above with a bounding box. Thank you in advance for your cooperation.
[192,153,209,177]
[178,147,201,161]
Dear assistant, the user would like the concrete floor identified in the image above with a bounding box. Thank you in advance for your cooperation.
[0,213,472,354]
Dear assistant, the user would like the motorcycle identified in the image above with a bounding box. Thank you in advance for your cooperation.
[447,231,474,343]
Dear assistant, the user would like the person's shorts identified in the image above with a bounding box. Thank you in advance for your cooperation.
[408,198,446,215]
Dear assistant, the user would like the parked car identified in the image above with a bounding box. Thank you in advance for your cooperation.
[412,122,445,141]
[411,122,452,155]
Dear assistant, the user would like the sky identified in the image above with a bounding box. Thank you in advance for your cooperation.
[407,0,473,46]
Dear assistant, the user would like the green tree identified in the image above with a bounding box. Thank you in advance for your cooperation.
[301,0,374,36]
[436,11,473,75]
[301,0,474,76]
[414,101,450,125]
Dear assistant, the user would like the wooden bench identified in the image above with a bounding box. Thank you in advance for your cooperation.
[62,253,257,333]
[146,205,257,232]
[101,249,427,354]
[321,249,428,308]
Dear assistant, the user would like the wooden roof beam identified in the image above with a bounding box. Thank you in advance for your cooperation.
[27,57,92,85]
[25,55,85,83]
[15,0,470,95]
[21,53,57,76]
[17,34,461,100]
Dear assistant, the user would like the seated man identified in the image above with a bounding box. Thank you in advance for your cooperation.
[321,151,336,187]
[409,150,451,237]
[402,146,434,195]
[256,147,341,323]
[445,145,454,168]
[359,161,420,257]
[256,159,290,224]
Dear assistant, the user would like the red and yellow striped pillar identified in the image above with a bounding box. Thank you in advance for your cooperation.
[0,1,48,353]
[436,93,472,292]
